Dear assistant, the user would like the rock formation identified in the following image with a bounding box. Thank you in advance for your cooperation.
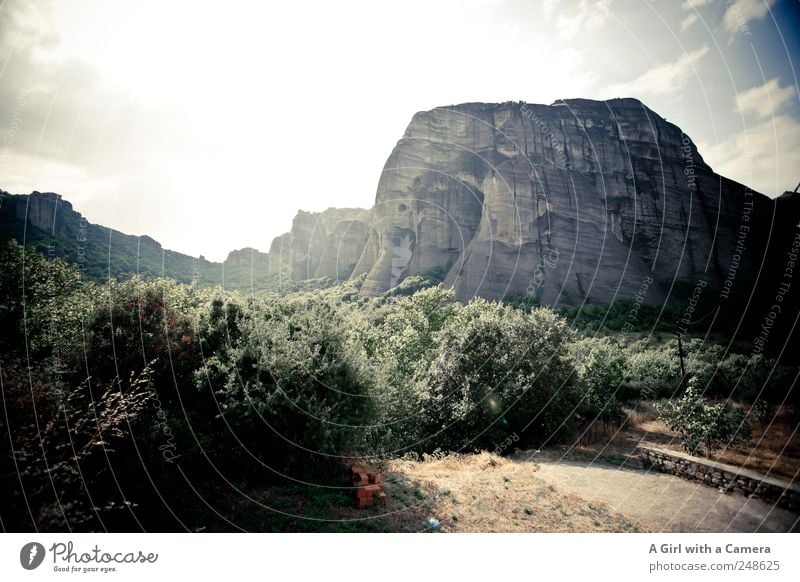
[315,216,372,280]
[338,98,775,306]
[14,191,72,233]
[224,247,269,271]
[267,207,371,281]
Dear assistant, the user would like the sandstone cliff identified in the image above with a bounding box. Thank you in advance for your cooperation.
[267,207,372,281]
[340,98,774,306]
[224,247,269,272]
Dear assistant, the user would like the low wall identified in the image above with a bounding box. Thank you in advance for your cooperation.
[639,445,800,512]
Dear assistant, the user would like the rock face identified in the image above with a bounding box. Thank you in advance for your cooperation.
[7,98,790,310]
[343,98,774,306]
[224,247,269,270]
[267,208,371,281]
[267,233,293,275]
[14,191,73,233]
[315,216,372,279]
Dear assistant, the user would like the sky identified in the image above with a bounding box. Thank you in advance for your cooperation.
[0,0,798,261]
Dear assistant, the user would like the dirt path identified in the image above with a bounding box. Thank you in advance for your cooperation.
[523,457,799,533]
[385,452,644,532]
[230,451,798,532]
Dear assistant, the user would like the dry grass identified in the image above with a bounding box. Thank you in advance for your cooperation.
[223,404,800,533]
[225,451,647,532]
[382,452,644,532]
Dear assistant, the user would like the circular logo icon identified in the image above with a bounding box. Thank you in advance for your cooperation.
[20,542,46,570]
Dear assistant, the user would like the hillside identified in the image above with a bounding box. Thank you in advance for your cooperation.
[0,190,273,289]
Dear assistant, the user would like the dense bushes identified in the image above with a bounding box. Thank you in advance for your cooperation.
[352,290,580,453]
[624,341,681,399]
[1,238,796,530]
[195,296,375,477]
[569,337,627,420]
[357,285,458,453]
[423,302,577,450]
[621,338,793,405]
[0,239,86,355]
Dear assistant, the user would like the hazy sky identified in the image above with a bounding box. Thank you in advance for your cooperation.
[1,0,798,260]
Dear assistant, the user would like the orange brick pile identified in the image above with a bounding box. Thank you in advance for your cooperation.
[351,466,387,509]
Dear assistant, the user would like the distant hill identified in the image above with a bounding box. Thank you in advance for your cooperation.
[0,190,273,290]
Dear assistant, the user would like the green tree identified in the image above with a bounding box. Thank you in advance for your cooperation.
[625,341,681,399]
[569,337,626,420]
[423,301,577,451]
[0,239,86,356]
[657,381,751,456]
[196,296,375,478]
[351,285,458,453]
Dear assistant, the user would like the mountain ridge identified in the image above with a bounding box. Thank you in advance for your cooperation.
[0,190,273,289]
[3,97,798,314]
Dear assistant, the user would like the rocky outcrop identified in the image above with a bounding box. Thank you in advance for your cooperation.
[7,98,792,311]
[267,208,371,280]
[11,191,72,234]
[224,247,269,270]
[267,232,293,275]
[345,98,774,306]
[315,216,372,280]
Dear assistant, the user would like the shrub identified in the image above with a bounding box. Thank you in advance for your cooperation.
[674,340,792,405]
[423,301,577,451]
[569,337,626,420]
[357,285,458,453]
[657,382,751,456]
[625,342,681,399]
[195,296,375,478]
[71,277,202,406]
[3,360,159,530]
[0,239,87,356]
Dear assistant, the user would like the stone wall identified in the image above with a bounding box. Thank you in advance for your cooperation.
[639,445,800,512]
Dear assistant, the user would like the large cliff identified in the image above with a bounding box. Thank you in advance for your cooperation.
[339,98,778,306]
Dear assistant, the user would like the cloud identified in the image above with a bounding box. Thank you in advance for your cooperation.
[679,0,713,30]
[549,0,613,41]
[681,0,713,9]
[699,114,800,197]
[680,13,698,31]
[736,78,796,120]
[600,45,709,99]
[723,0,775,34]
